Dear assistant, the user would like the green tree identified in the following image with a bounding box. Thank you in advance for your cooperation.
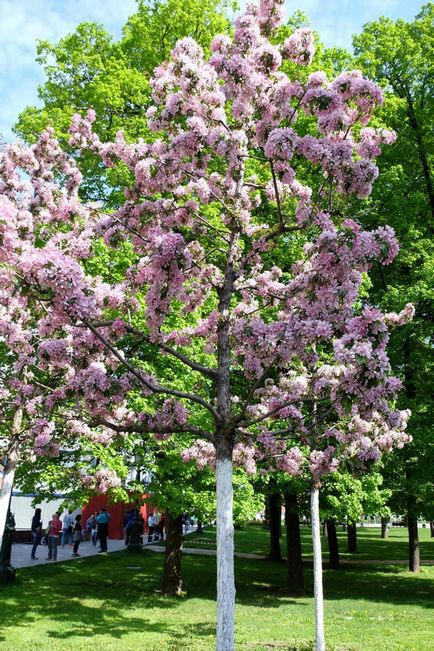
[353,5,434,572]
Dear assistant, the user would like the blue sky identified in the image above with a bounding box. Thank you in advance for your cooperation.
[0,0,424,143]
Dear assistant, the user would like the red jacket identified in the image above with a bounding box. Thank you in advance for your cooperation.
[49,517,62,537]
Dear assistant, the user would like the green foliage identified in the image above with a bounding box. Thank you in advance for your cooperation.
[14,1,234,205]
[353,5,434,520]
[121,0,236,74]
[321,470,390,523]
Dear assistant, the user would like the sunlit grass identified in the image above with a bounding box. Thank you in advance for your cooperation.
[183,524,434,563]
[0,527,433,650]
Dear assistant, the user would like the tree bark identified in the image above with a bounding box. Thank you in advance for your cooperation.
[430,521,434,538]
[196,521,203,534]
[326,520,340,569]
[347,521,357,553]
[285,492,304,594]
[311,487,325,651]
[216,454,235,651]
[0,409,22,553]
[268,489,282,561]
[381,517,389,540]
[408,514,420,573]
[162,511,183,596]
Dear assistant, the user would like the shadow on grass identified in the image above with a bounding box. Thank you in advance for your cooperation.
[0,551,188,644]
[0,547,433,646]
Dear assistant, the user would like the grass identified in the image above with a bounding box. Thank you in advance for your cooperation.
[182,524,434,562]
[0,527,433,650]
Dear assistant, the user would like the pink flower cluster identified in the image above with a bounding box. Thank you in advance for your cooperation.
[0,0,412,489]
[31,419,59,457]
[82,468,121,493]
[281,28,315,66]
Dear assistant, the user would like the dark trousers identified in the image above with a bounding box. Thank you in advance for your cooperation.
[98,524,108,552]
[147,526,154,543]
[31,532,41,558]
[73,540,81,554]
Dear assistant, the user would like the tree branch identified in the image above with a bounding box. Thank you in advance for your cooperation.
[235,357,280,424]
[269,160,284,228]
[241,399,306,429]
[77,320,217,380]
[94,416,212,441]
[81,319,220,421]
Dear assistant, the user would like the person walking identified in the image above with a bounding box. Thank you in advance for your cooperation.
[61,509,74,547]
[47,512,62,561]
[96,507,110,553]
[72,514,83,557]
[85,513,94,542]
[91,512,98,546]
[158,512,166,541]
[147,511,155,543]
[30,508,43,560]
[123,510,134,546]
[153,511,161,541]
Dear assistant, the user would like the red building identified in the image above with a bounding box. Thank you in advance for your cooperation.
[82,496,154,539]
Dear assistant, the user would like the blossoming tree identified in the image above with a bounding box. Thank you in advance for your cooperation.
[0,1,413,648]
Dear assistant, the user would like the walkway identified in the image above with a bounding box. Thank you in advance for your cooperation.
[11,539,127,568]
[11,540,434,569]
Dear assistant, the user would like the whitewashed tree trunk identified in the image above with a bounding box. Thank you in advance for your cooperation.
[216,455,235,651]
[0,408,22,552]
[0,455,16,553]
[311,486,325,651]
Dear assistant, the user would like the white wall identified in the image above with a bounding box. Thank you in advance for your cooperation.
[10,493,80,529]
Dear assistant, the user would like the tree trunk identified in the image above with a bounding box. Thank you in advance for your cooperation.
[285,492,304,594]
[347,521,357,553]
[381,517,389,540]
[196,521,203,534]
[430,521,434,538]
[326,520,340,569]
[162,511,183,596]
[311,487,325,651]
[268,489,282,561]
[216,454,235,651]
[0,409,22,553]
[263,499,270,529]
[408,514,420,573]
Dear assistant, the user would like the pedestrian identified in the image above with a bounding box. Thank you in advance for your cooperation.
[158,512,166,541]
[91,512,98,546]
[47,511,62,561]
[147,511,155,543]
[123,509,134,546]
[85,513,94,542]
[30,508,43,560]
[61,508,75,547]
[72,514,83,557]
[153,511,161,541]
[96,507,110,553]
[44,518,51,547]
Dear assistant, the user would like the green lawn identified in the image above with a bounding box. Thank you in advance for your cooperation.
[1,527,434,651]
[183,524,434,562]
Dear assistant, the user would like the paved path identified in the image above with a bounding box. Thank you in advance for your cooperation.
[11,539,127,568]
[11,540,434,569]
